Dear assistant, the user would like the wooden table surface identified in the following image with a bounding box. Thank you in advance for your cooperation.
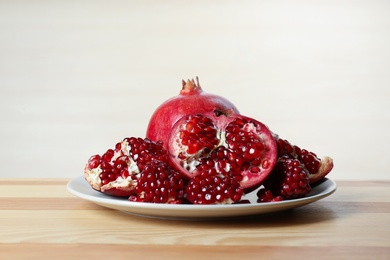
[1,179,389,259]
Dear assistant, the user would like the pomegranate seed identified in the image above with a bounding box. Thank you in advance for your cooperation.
[121,168,129,178]
[101,179,110,185]
[88,155,101,169]
[102,149,114,162]
[250,166,260,173]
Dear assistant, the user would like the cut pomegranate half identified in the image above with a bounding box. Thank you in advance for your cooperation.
[168,110,278,191]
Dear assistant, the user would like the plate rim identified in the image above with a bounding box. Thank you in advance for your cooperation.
[67,176,337,219]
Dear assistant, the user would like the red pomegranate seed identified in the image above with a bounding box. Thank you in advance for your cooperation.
[88,155,101,169]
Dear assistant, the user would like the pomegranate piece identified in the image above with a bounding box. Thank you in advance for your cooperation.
[168,110,278,191]
[185,169,244,204]
[257,156,311,202]
[84,137,168,197]
[129,161,186,204]
[275,137,334,184]
[146,77,239,150]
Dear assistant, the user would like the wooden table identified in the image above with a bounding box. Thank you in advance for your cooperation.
[1,179,389,259]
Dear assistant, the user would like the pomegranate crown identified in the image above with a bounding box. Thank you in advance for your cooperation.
[180,76,202,95]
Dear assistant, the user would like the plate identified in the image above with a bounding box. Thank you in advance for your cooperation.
[67,176,336,220]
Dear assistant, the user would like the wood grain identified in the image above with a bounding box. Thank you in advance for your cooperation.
[0,179,389,259]
[1,244,389,260]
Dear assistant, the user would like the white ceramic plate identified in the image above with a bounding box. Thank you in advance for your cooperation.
[67,176,336,220]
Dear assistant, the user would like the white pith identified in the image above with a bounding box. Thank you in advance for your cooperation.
[84,139,140,191]
[84,166,102,190]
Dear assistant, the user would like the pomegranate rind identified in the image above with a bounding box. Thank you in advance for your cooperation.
[146,78,239,150]
[167,112,277,191]
[308,156,334,184]
[100,184,137,197]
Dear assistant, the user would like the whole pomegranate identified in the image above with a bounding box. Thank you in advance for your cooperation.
[146,77,239,150]
[167,110,278,191]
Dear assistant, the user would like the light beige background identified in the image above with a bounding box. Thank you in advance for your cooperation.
[1,0,389,180]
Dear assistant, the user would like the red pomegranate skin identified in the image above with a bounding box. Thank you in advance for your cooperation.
[146,77,239,150]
